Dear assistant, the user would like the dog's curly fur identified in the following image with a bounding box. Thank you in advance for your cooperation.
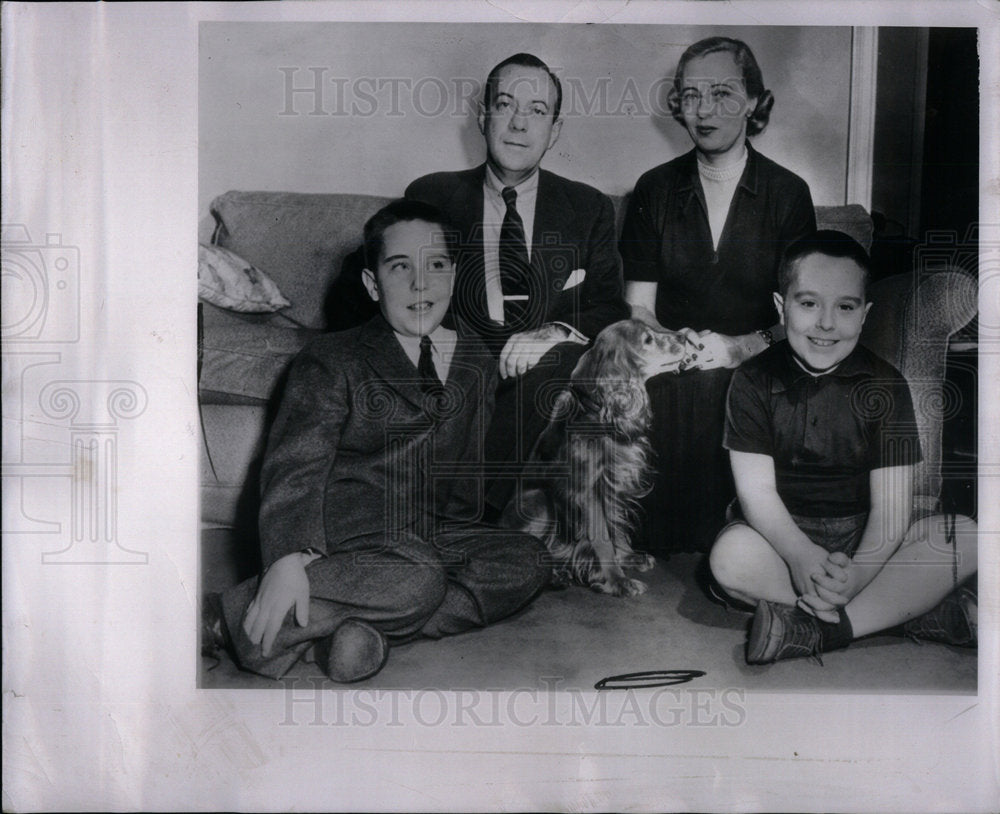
[503,320,688,596]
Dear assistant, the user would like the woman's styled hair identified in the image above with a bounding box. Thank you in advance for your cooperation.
[363,199,458,270]
[668,36,775,136]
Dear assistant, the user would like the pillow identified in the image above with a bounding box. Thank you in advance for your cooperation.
[198,243,291,313]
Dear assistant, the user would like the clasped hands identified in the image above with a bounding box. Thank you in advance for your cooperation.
[790,544,865,624]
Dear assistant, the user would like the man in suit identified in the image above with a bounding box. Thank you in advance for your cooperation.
[405,53,629,512]
[204,201,548,682]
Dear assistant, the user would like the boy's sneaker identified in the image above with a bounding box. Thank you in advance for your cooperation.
[903,582,977,647]
[315,618,389,683]
[747,600,823,664]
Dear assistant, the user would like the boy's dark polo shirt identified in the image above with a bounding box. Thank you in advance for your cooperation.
[724,341,922,518]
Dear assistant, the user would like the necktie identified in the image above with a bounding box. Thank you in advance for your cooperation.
[418,335,443,395]
[499,186,531,328]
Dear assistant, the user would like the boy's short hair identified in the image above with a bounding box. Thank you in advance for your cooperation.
[778,230,872,299]
[363,199,459,270]
[483,52,563,120]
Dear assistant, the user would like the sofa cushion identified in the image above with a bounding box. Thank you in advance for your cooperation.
[199,304,318,403]
[209,191,392,329]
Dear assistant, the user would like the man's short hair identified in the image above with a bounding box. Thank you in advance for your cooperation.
[483,53,562,120]
[778,230,872,299]
[363,199,459,270]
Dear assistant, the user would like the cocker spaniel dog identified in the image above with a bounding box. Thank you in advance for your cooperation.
[503,319,689,597]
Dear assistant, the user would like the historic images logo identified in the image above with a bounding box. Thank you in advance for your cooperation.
[2,223,148,563]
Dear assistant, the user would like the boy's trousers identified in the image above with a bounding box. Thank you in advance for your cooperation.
[218,526,548,678]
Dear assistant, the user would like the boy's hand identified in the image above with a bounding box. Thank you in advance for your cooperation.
[810,551,865,606]
[787,544,842,623]
[243,552,312,657]
[797,593,841,623]
[787,542,832,599]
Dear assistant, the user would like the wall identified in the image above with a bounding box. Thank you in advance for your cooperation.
[199,23,853,217]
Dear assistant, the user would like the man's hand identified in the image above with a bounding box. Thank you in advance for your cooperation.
[243,552,312,657]
[499,324,574,379]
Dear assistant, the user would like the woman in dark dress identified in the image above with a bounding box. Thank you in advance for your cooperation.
[620,36,816,554]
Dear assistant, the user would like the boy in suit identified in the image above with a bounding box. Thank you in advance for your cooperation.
[405,53,630,512]
[204,200,548,682]
[709,232,978,664]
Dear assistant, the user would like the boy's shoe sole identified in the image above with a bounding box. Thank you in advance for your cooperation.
[315,618,389,683]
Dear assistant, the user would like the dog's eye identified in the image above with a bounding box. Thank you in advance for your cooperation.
[643,333,653,345]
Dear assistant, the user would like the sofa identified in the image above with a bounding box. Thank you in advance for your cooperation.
[197,190,975,535]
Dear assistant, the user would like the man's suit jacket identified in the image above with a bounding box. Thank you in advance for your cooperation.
[405,165,629,352]
[257,315,496,568]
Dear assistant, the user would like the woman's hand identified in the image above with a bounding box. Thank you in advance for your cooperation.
[676,329,738,370]
[243,552,312,656]
[680,329,771,370]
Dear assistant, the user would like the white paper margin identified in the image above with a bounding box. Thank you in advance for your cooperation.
[2,2,998,811]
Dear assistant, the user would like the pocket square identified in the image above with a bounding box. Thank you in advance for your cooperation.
[562,268,587,290]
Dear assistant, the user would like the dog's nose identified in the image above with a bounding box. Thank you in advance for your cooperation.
[660,331,685,353]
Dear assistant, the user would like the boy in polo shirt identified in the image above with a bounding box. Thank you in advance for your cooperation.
[709,231,978,664]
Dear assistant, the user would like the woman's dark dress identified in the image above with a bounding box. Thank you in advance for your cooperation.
[620,143,815,553]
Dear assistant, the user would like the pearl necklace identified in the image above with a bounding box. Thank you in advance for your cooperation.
[697,150,748,183]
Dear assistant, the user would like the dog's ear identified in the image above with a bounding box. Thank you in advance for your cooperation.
[577,324,644,386]
[598,381,650,437]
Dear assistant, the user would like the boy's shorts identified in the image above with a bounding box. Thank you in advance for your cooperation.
[720,500,868,557]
